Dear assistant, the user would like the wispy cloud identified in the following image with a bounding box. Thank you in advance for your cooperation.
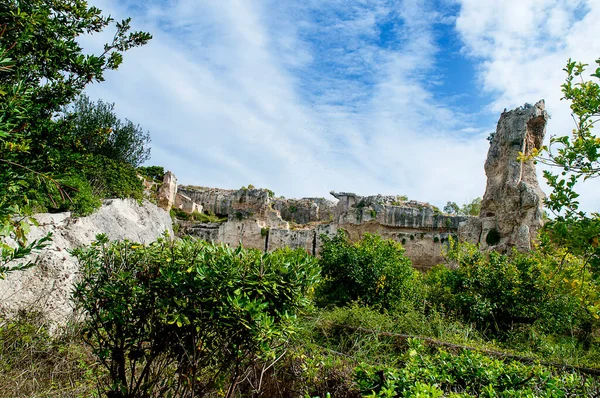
[455,0,600,211]
[80,0,599,210]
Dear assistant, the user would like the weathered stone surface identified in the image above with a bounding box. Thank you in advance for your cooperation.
[460,100,547,252]
[268,228,315,253]
[178,186,272,217]
[175,193,203,214]
[157,171,178,210]
[271,197,336,224]
[172,99,548,266]
[331,192,467,230]
[0,199,173,325]
[178,186,465,268]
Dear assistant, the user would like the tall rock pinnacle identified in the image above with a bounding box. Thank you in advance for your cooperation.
[460,100,548,252]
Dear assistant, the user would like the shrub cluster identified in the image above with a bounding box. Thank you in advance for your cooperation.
[72,235,320,397]
[316,232,420,310]
[426,240,597,339]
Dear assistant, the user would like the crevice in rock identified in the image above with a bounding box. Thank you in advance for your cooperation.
[264,228,269,252]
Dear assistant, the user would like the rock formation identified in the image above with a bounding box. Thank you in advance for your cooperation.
[459,100,547,252]
[157,171,177,210]
[0,199,173,324]
[176,186,467,269]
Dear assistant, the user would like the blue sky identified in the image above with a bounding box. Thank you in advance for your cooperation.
[82,0,600,211]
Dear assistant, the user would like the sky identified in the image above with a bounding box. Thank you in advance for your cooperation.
[82,0,600,211]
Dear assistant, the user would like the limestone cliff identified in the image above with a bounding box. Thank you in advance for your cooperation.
[0,199,173,324]
[176,186,467,269]
[459,100,547,252]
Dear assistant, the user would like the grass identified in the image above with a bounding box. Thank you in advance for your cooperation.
[3,304,600,397]
[0,311,100,398]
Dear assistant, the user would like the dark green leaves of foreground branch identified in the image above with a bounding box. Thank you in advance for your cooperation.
[71,235,320,397]
[0,0,152,217]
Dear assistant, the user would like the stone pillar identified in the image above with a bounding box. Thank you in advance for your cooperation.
[157,171,177,211]
[460,100,547,252]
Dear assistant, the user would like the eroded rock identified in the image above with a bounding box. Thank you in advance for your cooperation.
[460,100,547,252]
[0,199,173,325]
[157,171,178,210]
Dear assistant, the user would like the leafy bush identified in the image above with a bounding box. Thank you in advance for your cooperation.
[72,235,320,397]
[137,165,165,182]
[427,241,591,337]
[316,232,420,310]
[83,155,144,201]
[61,94,151,167]
[355,339,600,397]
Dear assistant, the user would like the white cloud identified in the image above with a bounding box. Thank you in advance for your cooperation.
[82,0,600,212]
[455,0,600,212]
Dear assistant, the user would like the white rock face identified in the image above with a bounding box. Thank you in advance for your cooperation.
[0,199,172,325]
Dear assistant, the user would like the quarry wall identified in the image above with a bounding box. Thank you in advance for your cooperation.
[170,100,548,268]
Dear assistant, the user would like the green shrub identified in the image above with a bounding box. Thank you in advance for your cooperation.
[83,155,144,201]
[354,339,599,397]
[316,232,420,310]
[63,174,103,216]
[137,165,165,182]
[72,235,320,397]
[426,242,589,336]
[63,94,151,167]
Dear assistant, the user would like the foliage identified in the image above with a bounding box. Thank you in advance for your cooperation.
[443,201,460,215]
[0,230,52,279]
[534,57,600,276]
[0,0,151,215]
[72,235,320,397]
[61,94,151,167]
[427,241,595,337]
[83,155,144,201]
[444,198,481,216]
[355,339,600,397]
[137,165,165,183]
[316,232,420,310]
[0,36,53,279]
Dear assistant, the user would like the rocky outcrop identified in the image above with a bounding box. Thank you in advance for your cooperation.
[177,186,467,268]
[459,100,547,252]
[157,171,178,210]
[175,193,203,214]
[0,199,173,325]
[178,186,272,217]
[271,197,336,224]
